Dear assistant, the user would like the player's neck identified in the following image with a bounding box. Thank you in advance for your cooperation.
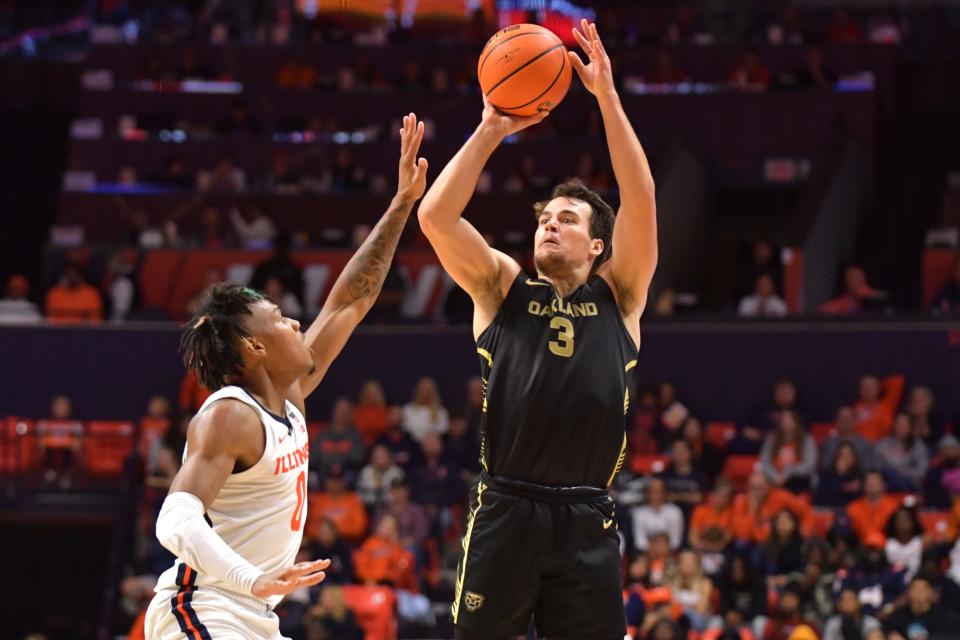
[536,270,590,298]
[237,369,292,416]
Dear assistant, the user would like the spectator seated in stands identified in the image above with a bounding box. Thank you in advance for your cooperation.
[762,510,805,588]
[193,208,230,249]
[759,410,817,494]
[737,273,788,318]
[791,47,837,89]
[330,146,368,193]
[229,205,276,249]
[820,405,875,473]
[853,373,905,442]
[274,58,318,90]
[442,413,481,483]
[819,265,885,315]
[263,276,302,321]
[139,395,172,464]
[735,237,784,302]
[689,477,735,556]
[884,507,924,581]
[248,234,304,302]
[631,477,685,551]
[306,465,367,543]
[732,471,813,545]
[814,441,864,508]
[680,416,723,481]
[357,444,404,508]
[307,518,354,585]
[651,382,690,447]
[661,439,706,519]
[45,262,103,324]
[409,432,462,514]
[354,514,417,590]
[931,257,960,316]
[761,582,818,640]
[0,274,41,324]
[729,48,772,92]
[373,477,430,553]
[310,397,365,479]
[924,434,960,510]
[376,416,421,472]
[644,49,690,85]
[197,155,247,193]
[883,575,960,639]
[822,587,881,640]
[352,379,392,447]
[906,385,942,446]
[731,378,801,456]
[401,377,449,443]
[36,394,84,489]
[305,585,364,640]
[847,471,900,545]
[875,413,929,492]
[103,252,138,322]
[666,549,715,633]
[717,552,768,638]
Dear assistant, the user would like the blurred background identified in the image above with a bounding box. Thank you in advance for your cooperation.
[1,1,960,639]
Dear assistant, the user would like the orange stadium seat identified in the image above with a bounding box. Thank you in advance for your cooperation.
[630,454,669,475]
[722,455,759,489]
[810,422,835,444]
[919,511,950,541]
[705,422,736,449]
[342,585,397,640]
[83,421,135,477]
[1,417,40,474]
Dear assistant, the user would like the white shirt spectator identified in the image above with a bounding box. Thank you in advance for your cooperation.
[631,502,684,550]
[885,536,923,580]
[357,464,405,507]
[401,403,449,442]
[229,207,276,249]
[738,293,788,317]
[0,298,42,325]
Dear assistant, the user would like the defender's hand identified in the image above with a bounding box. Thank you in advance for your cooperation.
[479,93,549,140]
[396,113,429,201]
[569,19,616,99]
[251,558,330,598]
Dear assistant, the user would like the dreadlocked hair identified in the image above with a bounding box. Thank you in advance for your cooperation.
[179,283,265,391]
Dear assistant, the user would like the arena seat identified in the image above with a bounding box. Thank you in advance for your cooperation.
[629,454,669,475]
[0,417,40,474]
[342,585,397,640]
[919,511,950,541]
[810,422,835,444]
[722,455,759,489]
[705,422,736,449]
[83,421,135,477]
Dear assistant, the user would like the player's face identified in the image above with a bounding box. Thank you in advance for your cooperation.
[246,300,314,378]
[534,197,601,276]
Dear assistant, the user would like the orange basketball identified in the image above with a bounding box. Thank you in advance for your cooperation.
[478,23,572,117]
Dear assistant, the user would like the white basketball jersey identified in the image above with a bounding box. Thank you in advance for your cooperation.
[155,385,310,608]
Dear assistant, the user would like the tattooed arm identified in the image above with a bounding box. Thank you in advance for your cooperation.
[295,114,429,399]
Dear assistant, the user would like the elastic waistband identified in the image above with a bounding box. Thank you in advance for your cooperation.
[479,471,609,504]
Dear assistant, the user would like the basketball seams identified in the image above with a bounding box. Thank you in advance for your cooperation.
[478,30,545,80]
[499,46,569,112]
[485,43,565,100]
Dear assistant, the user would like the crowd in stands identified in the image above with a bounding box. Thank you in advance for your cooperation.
[7,365,960,639]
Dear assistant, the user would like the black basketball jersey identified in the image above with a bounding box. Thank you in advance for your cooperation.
[475,271,639,488]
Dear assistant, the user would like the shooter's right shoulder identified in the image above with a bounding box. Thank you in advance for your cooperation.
[187,398,263,460]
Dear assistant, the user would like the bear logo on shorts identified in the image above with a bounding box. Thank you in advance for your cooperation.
[464,591,485,612]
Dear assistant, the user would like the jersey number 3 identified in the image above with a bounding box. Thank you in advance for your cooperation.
[290,470,306,531]
[548,317,575,358]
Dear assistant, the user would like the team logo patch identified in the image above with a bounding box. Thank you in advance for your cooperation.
[464,591,485,612]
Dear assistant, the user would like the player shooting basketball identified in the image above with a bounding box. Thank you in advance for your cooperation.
[418,21,656,639]
[144,114,428,639]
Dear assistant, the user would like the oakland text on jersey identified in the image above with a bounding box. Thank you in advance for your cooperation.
[527,299,599,318]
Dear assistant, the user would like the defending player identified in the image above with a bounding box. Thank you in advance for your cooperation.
[418,22,656,639]
[144,114,428,639]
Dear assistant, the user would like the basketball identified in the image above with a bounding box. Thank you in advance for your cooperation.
[478,23,572,117]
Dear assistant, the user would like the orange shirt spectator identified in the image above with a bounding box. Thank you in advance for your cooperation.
[179,370,212,415]
[854,374,905,441]
[306,469,368,542]
[354,515,416,590]
[730,50,772,91]
[947,496,960,542]
[847,471,900,544]
[353,380,391,446]
[690,478,735,552]
[732,472,813,544]
[45,264,103,323]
